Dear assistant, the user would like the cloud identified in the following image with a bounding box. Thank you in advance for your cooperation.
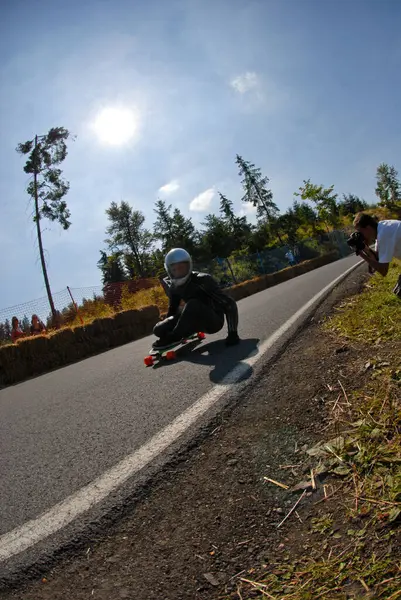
[189,188,215,212]
[230,71,259,94]
[238,203,257,218]
[159,179,180,195]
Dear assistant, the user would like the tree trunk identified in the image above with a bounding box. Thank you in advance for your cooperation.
[34,136,57,320]
[225,257,237,284]
[124,214,144,277]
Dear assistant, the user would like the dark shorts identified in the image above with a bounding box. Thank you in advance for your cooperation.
[153,299,224,340]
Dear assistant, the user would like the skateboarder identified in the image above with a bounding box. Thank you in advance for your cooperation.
[152,248,240,349]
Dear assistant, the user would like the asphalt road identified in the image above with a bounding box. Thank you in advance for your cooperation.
[0,255,360,543]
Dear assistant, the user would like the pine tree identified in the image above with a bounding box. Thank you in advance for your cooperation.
[16,127,73,319]
[97,251,127,284]
[171,208,197,252]
[218,192,252,250]
[235,155,279,222]
[219,193,236,223]
[21,315,30,334]
[105,201,153,277]
[339,194,368,216]
[201,214,232,258]
[153,199,174,250]
[4,319,11,341]
[153,200,196,253]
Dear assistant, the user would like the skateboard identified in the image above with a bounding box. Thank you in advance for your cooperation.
[144,332,206,367]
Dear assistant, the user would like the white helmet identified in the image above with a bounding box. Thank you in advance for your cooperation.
[164,248,193,287]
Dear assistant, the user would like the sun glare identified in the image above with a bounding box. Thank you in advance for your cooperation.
[92,107,139,146]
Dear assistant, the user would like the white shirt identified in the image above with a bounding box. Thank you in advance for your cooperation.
[375,220,401,263]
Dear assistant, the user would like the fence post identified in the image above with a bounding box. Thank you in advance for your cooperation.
[67,286,84,326]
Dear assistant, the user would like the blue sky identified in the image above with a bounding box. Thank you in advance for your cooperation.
[1,0,401,309]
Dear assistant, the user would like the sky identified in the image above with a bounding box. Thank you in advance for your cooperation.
[1,0,401,310]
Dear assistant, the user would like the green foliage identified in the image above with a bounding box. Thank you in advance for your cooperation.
[219,192,252,249]
[296,178,339,229]
[200,214,233,259]
[0,319,11,345]
[230,255,260,281]
[236,275,401,600]
[218,192,236,222]
[95,159,400,288]
[375,162,401,208]
[97,251,127,284]
[310,514,334,534]
[105,201,153,277]
[153,199,197,254]
[338,193,368,216]
[277,208,302,245]
[16,127,73,229]
[326,259,401,343]
[236,154,279,222]
[21,314,30,334]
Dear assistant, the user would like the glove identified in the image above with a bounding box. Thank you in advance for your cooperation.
[225,332,240,346]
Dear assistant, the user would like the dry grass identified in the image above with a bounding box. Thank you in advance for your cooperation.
[232,261,401,600]
[64,285,168,328]
[120,284,169,312]
[325,259,401,343]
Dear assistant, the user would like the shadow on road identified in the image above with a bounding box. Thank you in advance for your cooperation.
[153,337,260,384]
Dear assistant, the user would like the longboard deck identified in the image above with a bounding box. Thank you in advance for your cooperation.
[144,332,205,366]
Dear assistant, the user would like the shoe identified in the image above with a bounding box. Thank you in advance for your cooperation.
[225,332,240,346]
[152,338,178,350]
[152,334,181,350]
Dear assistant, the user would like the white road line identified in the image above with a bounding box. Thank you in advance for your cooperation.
[0,260,362,563]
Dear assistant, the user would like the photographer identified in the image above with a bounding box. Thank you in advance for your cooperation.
[352,213,401,295]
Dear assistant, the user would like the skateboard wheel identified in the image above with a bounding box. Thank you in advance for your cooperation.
[144,356,154,366]
[197,332,206,340]
[165,350,176,360]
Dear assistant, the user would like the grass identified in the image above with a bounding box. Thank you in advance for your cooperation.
[65,284,169,328]
[326,259,401,343]
[233,260,400,600]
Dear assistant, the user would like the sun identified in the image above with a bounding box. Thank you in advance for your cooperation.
[92,107,139,146]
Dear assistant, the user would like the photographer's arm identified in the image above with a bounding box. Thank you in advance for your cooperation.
[359,247,389,277]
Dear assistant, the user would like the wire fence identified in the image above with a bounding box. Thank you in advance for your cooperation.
[0,230,352,344]
[196,230,352,285]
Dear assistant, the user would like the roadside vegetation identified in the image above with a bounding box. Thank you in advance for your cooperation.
[235,261,401,599]
[2,154,400,345]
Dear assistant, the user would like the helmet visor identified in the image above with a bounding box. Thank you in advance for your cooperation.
[169,261,190,279]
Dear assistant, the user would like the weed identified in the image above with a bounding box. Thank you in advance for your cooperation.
[233,260,400,600]
[325,259,401,343]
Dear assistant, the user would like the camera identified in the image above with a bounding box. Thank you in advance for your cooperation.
[346,231,366,254]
